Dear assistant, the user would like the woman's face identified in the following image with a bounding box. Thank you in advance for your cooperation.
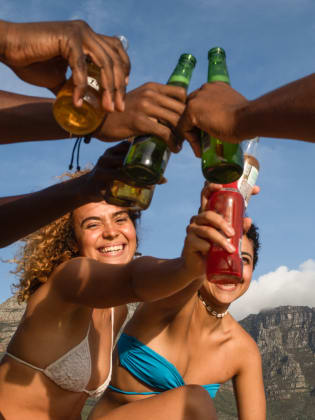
[73,201,137,265]
[201,235,254,307]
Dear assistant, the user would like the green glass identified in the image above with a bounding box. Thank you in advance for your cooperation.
[106,180,155,211]
[123,53,197,185]
[201,47,244,184]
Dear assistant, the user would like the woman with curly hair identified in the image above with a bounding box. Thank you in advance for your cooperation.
[0,171,230,419]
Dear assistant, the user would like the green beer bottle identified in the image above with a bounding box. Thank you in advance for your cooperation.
[201,47,244,184]
[106,179,155,211]
[123,53,197,186]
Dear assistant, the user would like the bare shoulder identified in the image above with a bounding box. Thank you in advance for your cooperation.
[229,316,261,361]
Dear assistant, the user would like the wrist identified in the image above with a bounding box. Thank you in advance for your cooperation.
[234,100,258,141]
[0,20,11,62]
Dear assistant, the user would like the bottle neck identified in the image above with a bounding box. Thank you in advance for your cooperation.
[221,181,239,191]
[207,55,230,84]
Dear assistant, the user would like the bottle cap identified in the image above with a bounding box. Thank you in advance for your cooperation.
[115,35,129,51]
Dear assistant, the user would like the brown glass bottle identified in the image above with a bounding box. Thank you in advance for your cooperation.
[53,58,105,136]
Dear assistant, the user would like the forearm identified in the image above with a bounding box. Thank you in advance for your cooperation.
[0,175,91,248]
[236,73,315,142]
[54,256,197,308]
[130,256,197,302]
[0,90,68,143]
[0,20,10,60]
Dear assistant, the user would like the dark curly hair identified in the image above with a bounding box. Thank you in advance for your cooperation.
[245,223,260,269]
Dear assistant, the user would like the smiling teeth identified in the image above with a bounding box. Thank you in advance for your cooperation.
[100,245,123,253]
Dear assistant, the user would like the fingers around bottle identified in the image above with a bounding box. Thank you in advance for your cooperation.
[252,185,260,196]
[144,88,186,118]
[97,37,130,112]
[184,232,211,256]
[194,211,235,237]
[159,84,187,103]
[200,183,223,211]
[243,217,252,233]
[182,130,201,157]
[102,35,131,78]
[187,224,235,254]
[66,45,88,107]
[103,140,131,157]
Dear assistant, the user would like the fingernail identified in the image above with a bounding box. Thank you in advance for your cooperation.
[227,243,236,253]
[77,98,83,107]
[226,227,235,236]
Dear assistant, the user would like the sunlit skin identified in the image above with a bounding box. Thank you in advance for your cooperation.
[73,201,137,265]
[199,235,254,313]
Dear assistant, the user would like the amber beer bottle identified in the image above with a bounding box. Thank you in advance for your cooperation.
[53,57,105,135]
[53,36,128,136]
[201,48,244,184]
[122,53,197,186]
[237,137,260,208]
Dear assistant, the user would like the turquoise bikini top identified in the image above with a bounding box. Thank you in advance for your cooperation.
[108,333,220,398]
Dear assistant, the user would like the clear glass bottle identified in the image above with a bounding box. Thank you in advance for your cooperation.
[237,137,260,208]
[122,53,197,186]
[201,47,244,184]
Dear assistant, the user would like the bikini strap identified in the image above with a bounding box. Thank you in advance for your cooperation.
[5,352,45,372]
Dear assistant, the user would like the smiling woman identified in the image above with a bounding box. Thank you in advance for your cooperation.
[0,171,227,419]
[89,188,266,420]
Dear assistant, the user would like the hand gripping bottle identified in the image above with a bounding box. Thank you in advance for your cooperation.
[206,182,245,284]
[53,35,129,136]
[201,47,244,184]
[122,53,197,186]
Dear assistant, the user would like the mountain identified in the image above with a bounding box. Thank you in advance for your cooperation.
[0,295,25,354]
[1,296,315,419]
[214,305,315,419]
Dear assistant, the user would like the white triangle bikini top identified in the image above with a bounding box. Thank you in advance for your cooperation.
[5,308,114,399]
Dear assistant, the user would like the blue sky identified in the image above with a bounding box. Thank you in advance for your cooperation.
[1,0,315,319]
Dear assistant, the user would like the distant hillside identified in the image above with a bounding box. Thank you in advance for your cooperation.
[214,306,315,419]
[1,296,315,418]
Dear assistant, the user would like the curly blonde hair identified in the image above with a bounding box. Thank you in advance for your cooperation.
[12,170,141,303]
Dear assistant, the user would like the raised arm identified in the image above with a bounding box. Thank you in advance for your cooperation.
[0,19,130,111]
[177,74,315,156]
[0,90,67,144]
[0,142,130,248]
[0,81,186,146]
[51,191,236,309]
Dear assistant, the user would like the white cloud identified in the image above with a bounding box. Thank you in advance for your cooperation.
[230,259,315,321]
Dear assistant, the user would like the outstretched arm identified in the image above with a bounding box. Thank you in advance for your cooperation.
[0,90,66,144]
[0,81,186,148]
[0,19,130,111]
[0,142,130,248]
[177,74,315,156]
[51,185,234,308]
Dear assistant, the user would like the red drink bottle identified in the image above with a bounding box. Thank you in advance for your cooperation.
[206,182,245,284]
